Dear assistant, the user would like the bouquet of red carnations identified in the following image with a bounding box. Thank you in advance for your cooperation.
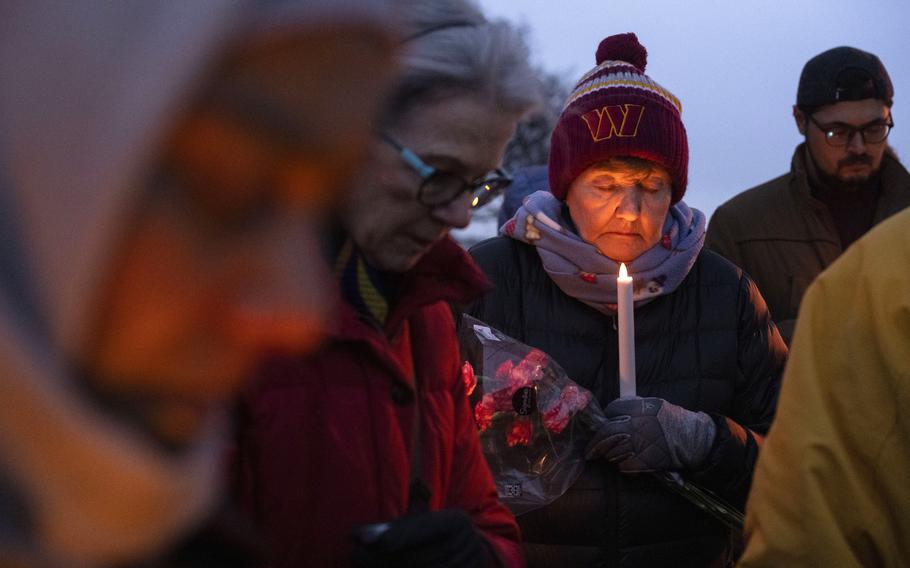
[459,314,605,515]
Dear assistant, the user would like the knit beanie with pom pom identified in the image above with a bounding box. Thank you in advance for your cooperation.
[548,32,689,203]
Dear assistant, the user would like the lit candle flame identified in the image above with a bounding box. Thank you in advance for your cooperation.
[619,262,628,279]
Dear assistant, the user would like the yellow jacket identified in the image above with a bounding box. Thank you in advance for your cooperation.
[740,206,910,567]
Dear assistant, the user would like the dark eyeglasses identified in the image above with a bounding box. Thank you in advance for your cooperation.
[807,114,894,147]
[380,133,512,209]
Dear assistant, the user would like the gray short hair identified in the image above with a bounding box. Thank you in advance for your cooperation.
[384,0,540,124]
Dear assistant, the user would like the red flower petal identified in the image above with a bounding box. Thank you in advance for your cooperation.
[474,394,495,431]
[542,401,571,434]
[524,349,548,366]
[461,361,477,396]
[495,359,514,381]
[506,417,533,447]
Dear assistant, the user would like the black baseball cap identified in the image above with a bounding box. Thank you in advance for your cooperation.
[797,46,893,108]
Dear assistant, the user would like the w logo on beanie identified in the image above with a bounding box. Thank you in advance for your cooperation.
[581,104,645,141]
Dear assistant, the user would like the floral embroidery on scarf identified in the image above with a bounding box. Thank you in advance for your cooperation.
[502,217,517,237]
[578,271,597,283]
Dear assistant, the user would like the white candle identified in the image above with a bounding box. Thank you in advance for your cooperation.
[617,263,636,398]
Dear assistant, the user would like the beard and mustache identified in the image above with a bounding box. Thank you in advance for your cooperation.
[809,150,882,193]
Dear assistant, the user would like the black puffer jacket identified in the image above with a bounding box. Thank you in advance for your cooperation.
[467,236,786,568]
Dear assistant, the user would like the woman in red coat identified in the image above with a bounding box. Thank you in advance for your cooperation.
[233,0,540,565]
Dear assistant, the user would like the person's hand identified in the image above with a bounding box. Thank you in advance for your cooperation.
[351,509,493,568]
[585,396,717,473]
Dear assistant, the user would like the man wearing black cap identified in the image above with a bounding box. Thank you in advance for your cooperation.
[706,46,909,343]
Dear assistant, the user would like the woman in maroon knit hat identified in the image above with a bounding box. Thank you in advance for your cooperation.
[468,33,786,567]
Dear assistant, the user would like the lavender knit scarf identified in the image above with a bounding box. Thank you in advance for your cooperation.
[501,190,705,314]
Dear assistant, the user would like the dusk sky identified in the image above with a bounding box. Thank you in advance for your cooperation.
[474,0,909,220]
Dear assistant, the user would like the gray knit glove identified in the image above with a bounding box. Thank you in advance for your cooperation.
[585,397,717,473]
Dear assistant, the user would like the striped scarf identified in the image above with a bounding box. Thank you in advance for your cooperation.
[333,238,394,325]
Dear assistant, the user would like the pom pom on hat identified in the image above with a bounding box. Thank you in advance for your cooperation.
[548,33,689,204]
[595,32,647,71]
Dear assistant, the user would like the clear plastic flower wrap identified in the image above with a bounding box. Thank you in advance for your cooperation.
[459,314,605,515]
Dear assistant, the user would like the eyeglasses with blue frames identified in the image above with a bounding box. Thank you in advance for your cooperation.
[807,114,894,147]
[380,133,512,209]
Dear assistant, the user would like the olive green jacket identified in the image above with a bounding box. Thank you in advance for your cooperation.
[706,145,910,343]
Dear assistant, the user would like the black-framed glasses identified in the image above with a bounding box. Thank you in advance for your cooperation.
[380,133,512,209]
[807,114,894,147]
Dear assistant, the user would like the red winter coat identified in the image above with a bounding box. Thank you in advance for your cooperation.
[234,238,523,567]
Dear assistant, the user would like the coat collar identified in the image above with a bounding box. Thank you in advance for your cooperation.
[331,235,490,342]
[789,143,910,222]
[326,236,490,390]
[874,149,910,222]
